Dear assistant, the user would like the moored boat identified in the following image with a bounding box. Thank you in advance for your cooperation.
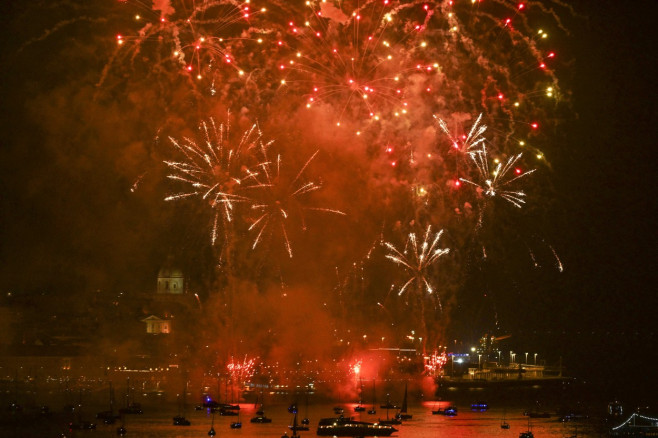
[317,416,397,437]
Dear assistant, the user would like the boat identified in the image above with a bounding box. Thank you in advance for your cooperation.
[288,404,309,433]
[379,397,401,425]
[68,388,97,430]
[317,416,398,437]
[354,378,366,412]
[432,405,458,416]
[250,392,272,423]
[173,383,191,426]
[501,409,510,429]
[230,405,242,428]
[367,380,377,415]
[301,393,311,425]
[219,407,239,416]
[471,401,489,411]
[251,413,273,423]
[334,406,345,415]
[520,417,534,437]
[68,421,96,430]
[119,378,143,415]
[397,382,412,420]
[97,382,120,424]
[526,411,551,418]
[380,393,398,410]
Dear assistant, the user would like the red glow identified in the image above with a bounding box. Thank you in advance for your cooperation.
[539,63,546,69]
[454,180,461,187]
[531,122,539,129]
[515,168,522,174]
[391,161,397,167]
[498,93,504,100]
[518,3,525,10]
[186,65,192,71]
[548,52,556,58]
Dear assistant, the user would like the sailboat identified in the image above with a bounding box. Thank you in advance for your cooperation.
[230,410,242,429]
[367,380,377,415]
[68,388,97,430]
[519,417,534,437]
[173,382,191,426]
[379,392,401,426]
[501,409,510,429]
[301,392,311,425]
[396,382,412,420]
[250,394,272,423]
[287,402,309,431]
[208,412,216,436]
[286,405,302,438]
[96,382,120,424]
[354,378,366,412]
[119,378,143,415]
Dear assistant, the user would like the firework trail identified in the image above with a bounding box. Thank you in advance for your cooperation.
[164,115,269,246]
[101,0,270,97]
[248,149,346,257]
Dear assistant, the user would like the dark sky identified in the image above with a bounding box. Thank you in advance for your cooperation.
[0,0,656,396]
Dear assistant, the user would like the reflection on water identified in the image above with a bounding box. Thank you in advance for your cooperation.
[1,400,603,437]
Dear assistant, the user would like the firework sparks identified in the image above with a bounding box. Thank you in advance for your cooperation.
[102,0,268,92]
[164,116,269,245]
[248,149,346,257]
[459,146,536,208]
[227,355,256,383]
[434,113,487,154]
[385,225,450,301]
[277,0,436,128]
[424,350,448,375]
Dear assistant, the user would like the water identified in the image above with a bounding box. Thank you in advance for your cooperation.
[1,400,605,437]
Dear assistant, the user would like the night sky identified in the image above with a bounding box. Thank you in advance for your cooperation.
[0,0,655,399]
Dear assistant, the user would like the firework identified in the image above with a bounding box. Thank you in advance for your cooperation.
[277,0,437,128]
[459,146,535,208]
[434,113,487,154]
[227,354,257,383]
[164,115,269,245]
[385,225,450,302]
[103,0,269,95]
[248,149,346,257]
[424,350,448,375]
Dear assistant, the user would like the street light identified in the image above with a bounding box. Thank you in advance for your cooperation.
[534,353,538,365]
[525,352,528,364]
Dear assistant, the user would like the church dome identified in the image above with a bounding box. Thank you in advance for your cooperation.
[157,255,184,294]
[157,266,184,279]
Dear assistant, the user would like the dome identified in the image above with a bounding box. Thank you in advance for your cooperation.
[157,255,184,294]
[157,266,184,279]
